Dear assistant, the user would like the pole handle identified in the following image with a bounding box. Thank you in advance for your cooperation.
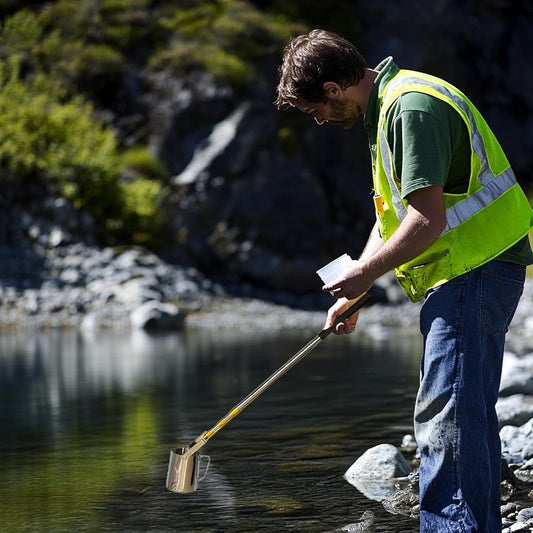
[318,292,372,339]
[182,290,371,457]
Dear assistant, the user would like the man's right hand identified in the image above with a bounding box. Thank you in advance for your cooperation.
[324,296,362,335]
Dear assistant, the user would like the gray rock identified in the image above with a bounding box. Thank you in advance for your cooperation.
[514,458,533,483]
[509,522,530,532]
[500,419,533,464]
[130,301,184,331]
[517,507,533,523]
[80,312,100,332]
[381,489,419,518]
[500,353,533,396]
[400,434,418,454]
[502,502,519,518]
[497,394,533,428]
[344,444,412,502]
[332,511,376,532]
[522,441,533,461]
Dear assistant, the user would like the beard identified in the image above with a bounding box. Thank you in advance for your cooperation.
[329,98,362,129]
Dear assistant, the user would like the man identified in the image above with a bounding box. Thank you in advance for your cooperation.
[275,29,533,532]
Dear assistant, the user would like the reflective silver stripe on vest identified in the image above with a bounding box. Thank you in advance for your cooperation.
[379,75,517,233]
[443,166,517,232]
[378,133,407,220]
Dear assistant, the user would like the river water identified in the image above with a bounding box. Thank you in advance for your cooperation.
[0,324,423,532]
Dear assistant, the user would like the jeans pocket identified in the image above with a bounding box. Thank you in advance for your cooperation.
[481,268,524,336]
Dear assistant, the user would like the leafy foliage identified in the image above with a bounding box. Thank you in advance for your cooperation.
[150,0,292,87]
[0,56,164,245]
[120,178,164,246]
[0,58,122,222]
[121,146,168,180]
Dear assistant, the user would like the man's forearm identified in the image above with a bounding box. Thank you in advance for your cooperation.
[361,186,447,281]
[362,206,443,280]
[323,186,446,300]
[358,222,384,261]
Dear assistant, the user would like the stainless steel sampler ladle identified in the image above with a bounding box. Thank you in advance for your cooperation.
[166,292,372,493]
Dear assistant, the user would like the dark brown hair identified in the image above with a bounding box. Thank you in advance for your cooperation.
[275,29,367,108]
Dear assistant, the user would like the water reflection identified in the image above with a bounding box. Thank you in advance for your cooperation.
[0,326,422,532]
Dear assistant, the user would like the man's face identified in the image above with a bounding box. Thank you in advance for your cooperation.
[296,93,362,130]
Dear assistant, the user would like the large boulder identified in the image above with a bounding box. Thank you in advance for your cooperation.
[497,394,533,428]
[344,443,412,501]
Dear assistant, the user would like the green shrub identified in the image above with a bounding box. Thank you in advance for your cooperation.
[151,0,290,88]
[0,58,122,227]
[120,178,164,246]
[0,3,142,101]
[155,40,253,86]
[0,8,42,52]
[100,0,155,49]
[203,46,252,86]
[0,8,46,74]
[0,58,165,245]
[38,0,99,38]
[75,43,125,89]
[211,1,290,60]
[121,146,167,180]
[119,146,167,246]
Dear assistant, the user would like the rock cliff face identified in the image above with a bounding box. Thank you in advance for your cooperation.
[138,1,532,296]
[141,65,375,296]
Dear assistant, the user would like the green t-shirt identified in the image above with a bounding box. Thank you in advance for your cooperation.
[384,89,533,265]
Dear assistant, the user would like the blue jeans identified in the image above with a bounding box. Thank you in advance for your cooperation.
[415,260,525,532]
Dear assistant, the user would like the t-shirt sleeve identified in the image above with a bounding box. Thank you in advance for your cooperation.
[387,93,454,199]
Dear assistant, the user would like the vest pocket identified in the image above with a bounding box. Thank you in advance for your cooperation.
[408,249,450,270]
[396,248,452,302]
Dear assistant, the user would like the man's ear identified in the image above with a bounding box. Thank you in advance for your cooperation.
[323,81,341,96]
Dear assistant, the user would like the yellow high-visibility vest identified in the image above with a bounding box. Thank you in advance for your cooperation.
[373,70,533,302]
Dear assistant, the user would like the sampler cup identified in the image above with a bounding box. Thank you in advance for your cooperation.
[166,446,210,493]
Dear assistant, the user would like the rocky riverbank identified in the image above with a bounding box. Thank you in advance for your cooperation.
[339,420,533,532]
